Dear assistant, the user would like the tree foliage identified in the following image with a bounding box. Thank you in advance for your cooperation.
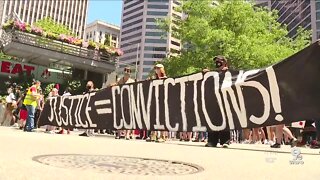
[161,0,311,77]
[34,17,73,35]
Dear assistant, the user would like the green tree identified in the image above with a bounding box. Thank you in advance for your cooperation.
[34,17,73,35]
[161,0,311,77]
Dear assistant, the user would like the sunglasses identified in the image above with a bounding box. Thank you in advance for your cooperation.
[124,69,131,73]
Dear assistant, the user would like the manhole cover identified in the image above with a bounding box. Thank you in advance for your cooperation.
[32,154,203,175]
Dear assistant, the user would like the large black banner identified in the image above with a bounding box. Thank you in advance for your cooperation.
[39,41,320,131]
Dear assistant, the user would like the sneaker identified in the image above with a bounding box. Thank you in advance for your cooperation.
[205,143,217,147]
[11,123,19,128]
[222,143,229,148]
[263,139,269,145]
[146,137,151,142]
[156,138,165,143]
[290,138,298,147]
[79,132,89,137]
[115,136,120,139]
[270,143,281,148]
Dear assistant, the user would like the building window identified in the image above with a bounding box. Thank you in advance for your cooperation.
[144,46,167,52]
[143,61,156,65]
[147,11,168,16]
[124,0,144,10]
[317,11,320,20]
[145,31,167,37]
[316,2,320,10]
[143,68,152,73]
[170,48,180,54]
[121,32,142,42]
[123,5,144,16]
[144,53,166,58]
[317,21,320,29]
[123,12,143,23]
[145,39,167,44]
[86,34,89,39]
[173,0,181,5]
[112,35,117,41]
[122,19,143,29]
[148,0,169,2]
[146,25,160,29]
[89,32,92,38]
[147,5,169,9]
[120,39,141,48]
[122,26,143,35]
[171,40,180,46]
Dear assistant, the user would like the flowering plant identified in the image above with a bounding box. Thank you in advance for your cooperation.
[13,20,26,31]
[2,20,14,31]
[31,26,43,36]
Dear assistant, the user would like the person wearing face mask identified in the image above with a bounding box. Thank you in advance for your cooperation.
[204,56,233,148]
[114,67,135,139]
[79,81,97,137]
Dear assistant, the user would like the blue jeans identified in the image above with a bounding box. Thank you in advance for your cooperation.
[25,105,36,131]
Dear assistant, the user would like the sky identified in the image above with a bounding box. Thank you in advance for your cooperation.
[87,0,122,26]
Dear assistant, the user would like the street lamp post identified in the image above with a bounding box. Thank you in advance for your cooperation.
[134,43,140,81]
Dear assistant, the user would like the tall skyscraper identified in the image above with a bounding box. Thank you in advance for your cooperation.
[257,0,320,42]
[0,0,88,38]
[119,0,182,80]
[85,20,120,48]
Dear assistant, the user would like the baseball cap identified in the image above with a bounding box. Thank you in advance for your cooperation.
[155,64,164,68]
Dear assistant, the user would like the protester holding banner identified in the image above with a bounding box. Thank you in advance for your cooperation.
[79,81,97,137]
[146,64,168,143]
[23,80,41,132]
[205,56,232,148]
[114,67,135,140]
[45,88,58,134]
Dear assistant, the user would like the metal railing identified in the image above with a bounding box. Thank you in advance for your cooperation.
[0,30,116,63]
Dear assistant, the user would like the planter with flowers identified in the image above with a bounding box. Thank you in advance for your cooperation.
[87,41,97,50]
[31,26,44,36]
[1,19,124,57]
[2,20,14,32]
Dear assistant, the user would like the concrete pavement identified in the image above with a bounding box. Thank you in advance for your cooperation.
[0,126,319,180]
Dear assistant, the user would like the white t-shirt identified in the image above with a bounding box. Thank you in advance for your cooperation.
[6,93,15,103]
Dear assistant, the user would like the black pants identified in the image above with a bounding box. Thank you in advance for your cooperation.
[208,131,230,145]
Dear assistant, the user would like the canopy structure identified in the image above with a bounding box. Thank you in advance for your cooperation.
[0,30,116,74]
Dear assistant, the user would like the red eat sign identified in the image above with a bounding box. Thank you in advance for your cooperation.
[0,61,35,76]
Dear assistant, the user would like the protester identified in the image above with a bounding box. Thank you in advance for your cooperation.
[113,67,135,139]
[34,89,44,129]
[45,88,58,134]
[146,64,167,143]
[271,124,298,148]
[79,81,97,137]
[3,87,17,126]
[23,80,41,132]
[205,55,232,148]
[57,87,72,134]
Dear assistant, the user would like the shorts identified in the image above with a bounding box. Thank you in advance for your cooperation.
[20,109,28,120]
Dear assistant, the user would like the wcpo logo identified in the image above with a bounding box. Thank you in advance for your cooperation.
[290,147,304,165]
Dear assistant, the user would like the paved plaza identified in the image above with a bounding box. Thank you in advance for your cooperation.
[0,126,319,180]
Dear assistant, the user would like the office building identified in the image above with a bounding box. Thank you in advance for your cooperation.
[119,0,182,80]
[257,0,320,42]
[85,20,120,48]
[0,0,88,38]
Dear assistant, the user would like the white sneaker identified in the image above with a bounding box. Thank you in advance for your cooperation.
[264,139,269,145]
[11,123,19,128]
